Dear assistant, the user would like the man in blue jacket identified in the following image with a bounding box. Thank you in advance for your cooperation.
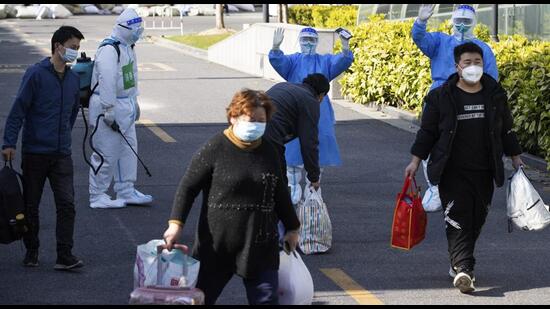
[1,26,84,270]
[412,4,498,91]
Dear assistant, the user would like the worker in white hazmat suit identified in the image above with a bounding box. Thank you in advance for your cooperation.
[88,8,153,208]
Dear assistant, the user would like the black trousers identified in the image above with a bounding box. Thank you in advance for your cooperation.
[438,166,494,271]
[196,263,279,305]
[21,153,76,256]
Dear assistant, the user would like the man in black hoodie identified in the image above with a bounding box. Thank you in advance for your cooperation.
[405,42,524,294]
[264,73,330,191]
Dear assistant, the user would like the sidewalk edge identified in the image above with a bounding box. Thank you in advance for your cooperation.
[150,36,208,61]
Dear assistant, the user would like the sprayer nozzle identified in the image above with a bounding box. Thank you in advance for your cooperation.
[111,122,120,132]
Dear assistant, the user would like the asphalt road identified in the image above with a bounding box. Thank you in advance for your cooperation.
[0,15,549,305]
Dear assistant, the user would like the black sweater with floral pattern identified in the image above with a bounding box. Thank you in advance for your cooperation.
[170,132,300,278]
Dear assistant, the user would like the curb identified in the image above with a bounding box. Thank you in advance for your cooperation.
[333,99,549,173]
[150,35,209,61]
[365,103,421,126]
[520,153,549,172]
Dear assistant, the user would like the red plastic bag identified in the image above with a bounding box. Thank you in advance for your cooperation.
[391,177,427,250]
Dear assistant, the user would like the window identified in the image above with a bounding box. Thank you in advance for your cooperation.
[357,4,377,23]
[437,4,455,14]
[375,4,390,16]
[389,4,404,19]
[476,4,493,10]
[405,4,421,18]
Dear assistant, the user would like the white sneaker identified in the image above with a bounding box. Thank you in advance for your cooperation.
[117,190,153,205]
[449,266,476,282]
[453,272,475,294]
[89,194,126,209]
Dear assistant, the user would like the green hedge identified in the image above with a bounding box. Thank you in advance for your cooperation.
[288,5,357,29]
[338,15,550,168]
[489,35,550,166]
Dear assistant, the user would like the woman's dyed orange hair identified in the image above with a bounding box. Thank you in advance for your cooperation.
[226,89,275,123]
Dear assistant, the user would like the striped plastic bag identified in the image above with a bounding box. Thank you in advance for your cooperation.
[297,184,332,254]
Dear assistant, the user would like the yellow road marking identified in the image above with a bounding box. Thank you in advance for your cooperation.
[320,268,384,305]
[150,62,177,71]
[137,119,177,143]
[137,63,177,72]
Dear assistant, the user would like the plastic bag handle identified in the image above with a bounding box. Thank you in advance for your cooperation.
[156,244,188,254]
[399,177,419,199]
[309,181,325,199]
[310,186,323,202]
[155,244,190,286]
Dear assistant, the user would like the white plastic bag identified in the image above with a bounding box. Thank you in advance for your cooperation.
[278,250,314,305]
[3,4,22,18]
[82,5,99,14]
[15,6,40,19]
[36,4,72,20]
[134,239,200,289]
[507,167,550,231]
[297,184,332,254]
[0,5,7,19]
[421,160,442,212]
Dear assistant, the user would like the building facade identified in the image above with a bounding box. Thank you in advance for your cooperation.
[357,4,550,41]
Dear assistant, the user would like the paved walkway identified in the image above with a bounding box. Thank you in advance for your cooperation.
[0,15,549,305]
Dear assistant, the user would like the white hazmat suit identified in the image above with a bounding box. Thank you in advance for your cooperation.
[88,8,152,208]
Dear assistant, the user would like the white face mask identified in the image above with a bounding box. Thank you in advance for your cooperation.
[460,65,483,84]
[233,120,266,142]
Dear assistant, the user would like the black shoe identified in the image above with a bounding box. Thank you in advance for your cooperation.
[23,250,39,267]
[54,254,84,271]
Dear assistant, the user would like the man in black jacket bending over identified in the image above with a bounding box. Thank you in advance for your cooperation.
[404,42,524,294]
[264,73,330,192]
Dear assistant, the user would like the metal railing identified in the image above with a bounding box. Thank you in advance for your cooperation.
[142,6,184,35]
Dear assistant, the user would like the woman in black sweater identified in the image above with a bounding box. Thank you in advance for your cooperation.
[163,89,301,305]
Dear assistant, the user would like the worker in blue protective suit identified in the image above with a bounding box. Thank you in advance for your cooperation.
[412,4,498,91]
[269,26,354,205]
[88,8,153,209]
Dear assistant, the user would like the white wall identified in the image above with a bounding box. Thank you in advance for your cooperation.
[208,23,345,99]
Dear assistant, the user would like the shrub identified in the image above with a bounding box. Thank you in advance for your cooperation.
[288,5,314,27]
[488,35,550,167]
[288,5,357,29]
[338,15,432,114]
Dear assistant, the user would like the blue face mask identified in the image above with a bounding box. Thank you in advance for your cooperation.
[61,47,78,63]
[233,121,266,142]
